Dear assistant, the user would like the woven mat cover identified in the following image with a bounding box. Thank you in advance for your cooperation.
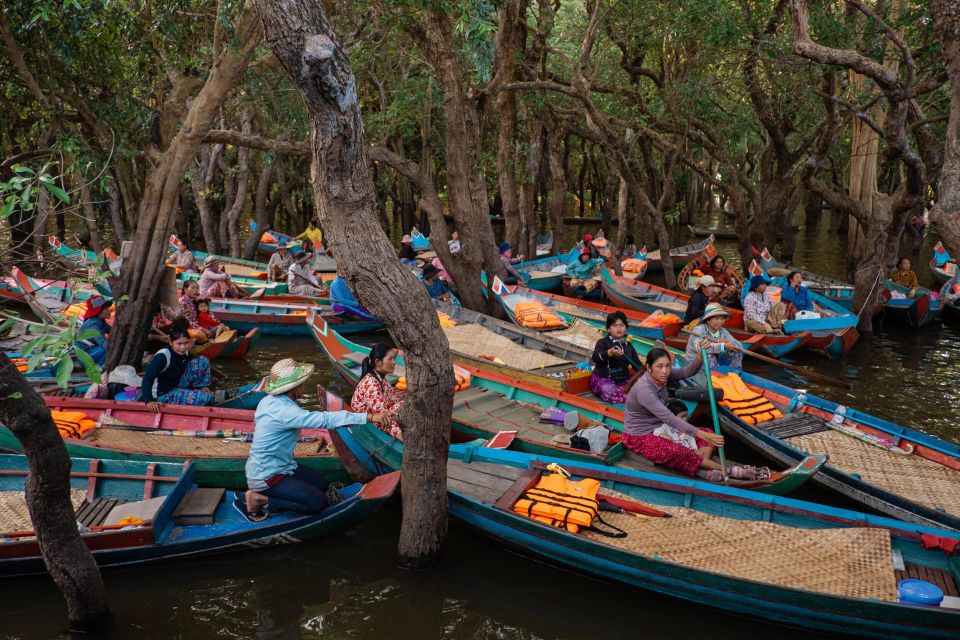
[549,301,605,321]
[547,320,603,350]
[88,428,329,458]
[788,429,960,515]
[581,502,896,601]
[443,323,569,371]
[0,489,86,533]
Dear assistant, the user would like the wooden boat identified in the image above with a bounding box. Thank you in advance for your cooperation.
[310,313,822,495]
[692,366,960,532]
[209,298,383,335]
[513,244,581,292]
[930,242,956,284]
[535,231,553,256]
[677,243,746,305]
[334,423,960,639]
[249,220,304,256]
[431,301,593,393]
[0,454,398,577]
[643,234,713,273]
[744,261,860,359]
[878,280,943,327]
[686,224,738,240]
[754,246,856,310]
[940,279,960,322]
[47,235,118,269]
[0,396,344,489]
[176,270,290,296]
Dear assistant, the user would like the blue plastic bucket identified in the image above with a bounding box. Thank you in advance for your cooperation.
[898,579,944,606]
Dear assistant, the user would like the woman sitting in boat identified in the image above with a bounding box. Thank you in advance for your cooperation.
[889,257,919,298]
[76,295,111,366]
[499,242,526,285]
[287,252,326,297]
[329,275,375,320]
[139,324,214,411]
[267,242,295,282]
[296,219,323,252]
[590,311,639,404]
[682,275,721,326]
[178,280,213,343]
[566,250,605,293]
[240,358,388,522]
[198,256,246,298]
[700,255,737,302]
[684,303,743,371]
[781,271,816,318]
[431,257,456,290]
[623,347,765,481]
[350,343,404,440]
[399,235,419,267]
[170,237,197,272]
[421,264,452,302]
[620,234,637,260]
[743,275,787,334]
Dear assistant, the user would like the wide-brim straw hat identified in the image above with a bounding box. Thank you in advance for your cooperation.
[701,303,730,322]
[276,242,288,250]
[697,275,718,288]
[203,255,219,267]
[256,358,316,396]
[108,365,143,388]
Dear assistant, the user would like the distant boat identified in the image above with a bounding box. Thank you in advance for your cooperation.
[686,224,738,239]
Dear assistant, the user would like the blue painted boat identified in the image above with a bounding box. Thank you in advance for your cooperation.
[209,298,383,335]
[754,246,856,310]
[410,226,430,251]
[744,261,859,359]
[249,220,304,256]
[879,280,943,327]
[514,244,582,292]
[47,235,118,269]
[940,278,960,322]
[333,422,960,639]
[930,242,956,284]
[0,454,398,576]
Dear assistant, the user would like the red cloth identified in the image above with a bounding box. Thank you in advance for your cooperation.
[620,428,711,477]
[700,265,734,288]
[197,311,219,329]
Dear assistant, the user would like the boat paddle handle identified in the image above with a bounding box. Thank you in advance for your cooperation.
[700,346,727,482]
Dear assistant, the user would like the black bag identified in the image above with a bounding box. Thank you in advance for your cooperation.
[569,434,591,451]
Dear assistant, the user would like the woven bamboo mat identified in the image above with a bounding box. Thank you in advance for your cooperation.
[581,504,896,601]
[549,301,605,321]
[443,323,569,371]
[0,489,86,533]
[787,429,960,515]
[548,320,603,350]
[87,428,330,458]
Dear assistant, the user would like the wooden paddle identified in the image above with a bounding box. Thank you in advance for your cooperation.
[737,347,851,389]
[700,346,728,482]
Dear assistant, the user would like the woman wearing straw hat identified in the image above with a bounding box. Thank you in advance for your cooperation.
[198,255,246,298]
[241,358,389,521]
[287,251,326,297]
[76,295,111,366]
[267,242,295,282]
[684,303,743,372]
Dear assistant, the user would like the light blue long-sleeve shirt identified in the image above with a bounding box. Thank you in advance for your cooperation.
[246,394,368,491]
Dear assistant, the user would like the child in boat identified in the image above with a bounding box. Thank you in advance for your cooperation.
[350,343,404,440]
[889,257,919,298]
[742,275,787,333]
[241,358,389,522]
[590,311,639,404]
[178,280,211,343]
[684,304,743,373]
[296,219,323,252]
[139,325,214,410]
[499,242,526,285]
[194,298,230,339]
[76,295,111,366]
[622,347,766,481]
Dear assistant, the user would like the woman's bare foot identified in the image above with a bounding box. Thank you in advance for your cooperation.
[246,490,268,513]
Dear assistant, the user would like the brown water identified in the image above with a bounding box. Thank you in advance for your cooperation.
[1,213,957,638]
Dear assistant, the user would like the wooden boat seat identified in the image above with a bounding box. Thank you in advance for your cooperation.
[755,413,831,439]
[896,562,960,598]
[76,497,128,528]
[447,458,525,504]
[644,300,687,314]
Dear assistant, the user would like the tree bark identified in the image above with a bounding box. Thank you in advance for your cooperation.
[546,124,567,240]
[79,183,103,253]
[929,0,960,252]
[192,143,226,254]
[226,110,253,257]
[104,4,261,371]
[0,354,110,629]
[495,0,524,252]
[251,0,454,569]
[243,156,274,259]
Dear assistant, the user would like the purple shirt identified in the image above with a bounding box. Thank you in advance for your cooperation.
[623,359,703,437]
[743,290,772,324]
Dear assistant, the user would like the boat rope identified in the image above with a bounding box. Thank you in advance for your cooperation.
[855,267,885,319]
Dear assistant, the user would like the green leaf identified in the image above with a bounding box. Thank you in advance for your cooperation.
[1,197,15,220]
[77,328,104,341]
[56,356,73,389]
[73,348,102,384]
[26,352,47,374]
[42,182,70,204]
[11,165,35,176]
[0,318,15,334]
[6,392,23,400]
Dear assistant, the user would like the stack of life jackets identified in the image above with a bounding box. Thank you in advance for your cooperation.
[621,258,647,273]
[436,310,456,328]
[396,364,471,393]
[710,371,783,424]
[513,471,601,533]
[513,301,565,329]
[639,311,682,328]
[51,410,97,439]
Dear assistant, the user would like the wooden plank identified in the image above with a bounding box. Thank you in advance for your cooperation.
[492,469,541,510]
[173,488,226,525]
[448,461,523,487]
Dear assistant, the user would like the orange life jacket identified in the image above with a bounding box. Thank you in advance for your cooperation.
[395,365,470,393]
[640,312,681,328]
[513,301,565,329]
[513,472,601,533]
[710,371,783,424]
[621,258,647,273]
[436,311,456,328]
[50,410,97,439]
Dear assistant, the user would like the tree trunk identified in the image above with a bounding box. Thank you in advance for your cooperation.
[546,126,567,239]
[0,354,110,629]
[192,144,225,254]
[252,0,453,569]
[218,150,236,251]
[32,189,51,258]
[518,115,544,258]
[104,4,261,371]
[79,183,103,253]
[226,110,252,257]
[107,177,127,243]
[243,157,274,259]
[929,0,960,252]
[495,0,524,252]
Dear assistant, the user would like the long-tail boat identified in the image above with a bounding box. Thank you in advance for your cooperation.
[677,242,745,306]
[210,298,382,335]
[685,223,738,239]
[930,241,956,284]
[0,454,397,577]
[309,312,823,495]
[754,246,856,309]
[333,423,960,639]
[511,244,582,292]
[0,396,344,489]
[879,279,944,327]
[643,234,714,273]
[47,235,118,270]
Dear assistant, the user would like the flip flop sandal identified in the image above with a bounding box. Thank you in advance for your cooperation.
[232,493,269,523]
[325,482,345,506]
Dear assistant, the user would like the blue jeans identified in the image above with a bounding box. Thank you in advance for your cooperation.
[262,465,331,514]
